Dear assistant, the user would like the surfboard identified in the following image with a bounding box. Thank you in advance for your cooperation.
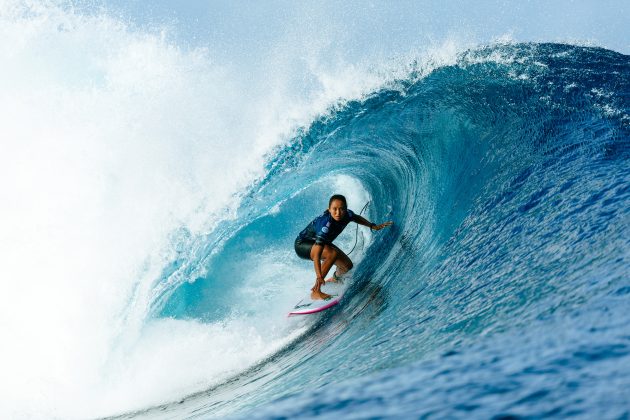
[288,278,347,316]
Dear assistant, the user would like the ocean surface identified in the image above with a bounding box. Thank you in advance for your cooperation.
[127,43,628,419]
[1,3,629,419]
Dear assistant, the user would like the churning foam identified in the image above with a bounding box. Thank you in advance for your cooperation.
[0,2,465,418]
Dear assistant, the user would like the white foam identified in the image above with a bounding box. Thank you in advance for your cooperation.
[0,2,461,418]
[0,3,280,418]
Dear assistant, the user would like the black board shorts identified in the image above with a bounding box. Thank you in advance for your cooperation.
[294,238,315,260]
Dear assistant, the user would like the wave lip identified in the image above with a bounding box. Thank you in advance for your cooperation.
[2,2,628,415]
[129,42,630,419]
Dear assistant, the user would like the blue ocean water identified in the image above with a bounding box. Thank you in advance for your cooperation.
[118,43,629,419]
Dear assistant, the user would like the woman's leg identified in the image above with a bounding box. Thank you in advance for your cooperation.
[316,244,353,280]
[308,243,353,299]
[330,244,353,276]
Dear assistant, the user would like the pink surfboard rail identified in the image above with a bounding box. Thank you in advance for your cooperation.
[288,295,342,316]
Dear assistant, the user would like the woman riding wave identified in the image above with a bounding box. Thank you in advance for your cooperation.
[294,194,393,300]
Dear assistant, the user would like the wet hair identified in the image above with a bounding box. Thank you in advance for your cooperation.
[328,194,347,208]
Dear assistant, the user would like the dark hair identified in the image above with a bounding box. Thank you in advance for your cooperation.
[328,194,347,208]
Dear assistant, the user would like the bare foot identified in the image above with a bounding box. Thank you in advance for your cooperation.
[311,290,332,300]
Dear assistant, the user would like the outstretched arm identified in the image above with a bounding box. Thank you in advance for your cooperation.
[353,214,393,231]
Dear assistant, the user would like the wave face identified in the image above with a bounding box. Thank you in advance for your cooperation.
[2,6,628,416]
[137,43,629,419]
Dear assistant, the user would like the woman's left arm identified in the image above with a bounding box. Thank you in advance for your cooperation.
[353,214,393,231]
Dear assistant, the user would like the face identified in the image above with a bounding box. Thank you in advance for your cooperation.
[329,199,347,221]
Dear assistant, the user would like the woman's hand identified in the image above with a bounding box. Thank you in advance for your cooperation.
[371,221,393,231]
[311,276,325,292]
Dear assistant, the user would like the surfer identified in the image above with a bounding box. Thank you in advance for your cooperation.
[295,194,393,300]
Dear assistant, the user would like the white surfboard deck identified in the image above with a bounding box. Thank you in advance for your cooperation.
[288,278,348,316]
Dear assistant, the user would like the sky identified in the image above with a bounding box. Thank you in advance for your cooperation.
[65,0,628,110]
[87,0,629,58]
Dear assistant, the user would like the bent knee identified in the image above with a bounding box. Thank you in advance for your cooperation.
[338,257,353,271]
[325,245,339,259]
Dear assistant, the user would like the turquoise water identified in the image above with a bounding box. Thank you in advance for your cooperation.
[2,3,628,417]
[140,43,629,419]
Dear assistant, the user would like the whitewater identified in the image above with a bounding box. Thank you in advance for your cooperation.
[0,2,628,419]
